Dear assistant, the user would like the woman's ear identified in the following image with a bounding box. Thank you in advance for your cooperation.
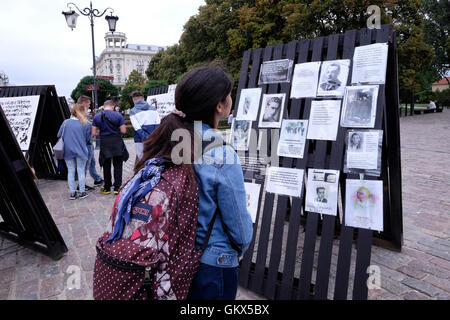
[216,101,224,117]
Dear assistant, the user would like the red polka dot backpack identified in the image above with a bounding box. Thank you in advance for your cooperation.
[93,163,204,300]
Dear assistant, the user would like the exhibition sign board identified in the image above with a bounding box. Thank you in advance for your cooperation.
[234,25,402,300]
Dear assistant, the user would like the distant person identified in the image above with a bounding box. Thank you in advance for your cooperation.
[320,63,341,91]
[130,91,161,161]
[262,96,282,123]
[427,100,436,110]
[77,95,103,188]
[92,100,127,195]
[57,104,91,200]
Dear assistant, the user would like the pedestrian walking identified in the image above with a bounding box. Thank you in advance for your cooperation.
[57,103,91,200]
[91,100,127,195]
[77,95,103,188]
[129,90,160,161]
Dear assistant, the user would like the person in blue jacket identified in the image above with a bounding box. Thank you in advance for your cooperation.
[134,65,253,300]
[130,91,160,161]
[57,103,91,200]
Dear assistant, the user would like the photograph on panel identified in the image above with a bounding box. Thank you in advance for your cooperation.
[351,42,388,85]
[344,179,383,231]
[265,166,304,198]
[340,85,379,128]
[258,59,294,85]
[305,169,340,216]
[258,93,286,128]
[290,61,321,99]
[344,129,383,176]
[244,182,262,223]
[277,119,308,158]
[316,59,350,97]
[229,119,252,151]
[306,99,341,141]
[235,87,262,121]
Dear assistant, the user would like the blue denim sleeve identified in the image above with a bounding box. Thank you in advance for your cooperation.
[216,147,253,256]
[85,123,92,144]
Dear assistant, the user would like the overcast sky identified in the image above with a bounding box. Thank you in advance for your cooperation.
[0,0,205,98]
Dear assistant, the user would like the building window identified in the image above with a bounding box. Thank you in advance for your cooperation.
[109,60,113,74]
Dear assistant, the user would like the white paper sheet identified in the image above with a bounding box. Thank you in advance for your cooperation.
[317,59,350,97]
[236,88,262,121]
[277,119,308,158]
[258,93,286,128]
[346,130,382,169]
[290,62,321,99]
[0,95,40,151]
[244,182,262,223]
[305,169,340,216]
[341,85,379,128]
[345,179,383,231]
[351,43,388,85]
[265,166,304,198]
[306,100,341,141]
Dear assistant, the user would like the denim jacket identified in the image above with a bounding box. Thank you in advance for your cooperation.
[193,123,253,268]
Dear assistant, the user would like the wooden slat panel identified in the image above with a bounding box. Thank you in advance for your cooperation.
[297,36,325,300]
[278,39,311,299]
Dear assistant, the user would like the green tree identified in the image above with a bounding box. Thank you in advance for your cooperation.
[118,69,147,110]
[71,76,119,107]
[421,0,450,83]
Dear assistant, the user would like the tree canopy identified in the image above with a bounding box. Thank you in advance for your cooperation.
[71,76,119,107]
[144,0,441,103]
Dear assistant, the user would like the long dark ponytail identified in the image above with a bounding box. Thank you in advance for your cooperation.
[134,65,234,174]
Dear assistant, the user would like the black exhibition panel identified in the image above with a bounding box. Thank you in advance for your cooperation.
[0,85,70,179]
[234,25,402,300]
[0,106,68,260]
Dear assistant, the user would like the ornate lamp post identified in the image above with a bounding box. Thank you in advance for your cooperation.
[62,2,118,111]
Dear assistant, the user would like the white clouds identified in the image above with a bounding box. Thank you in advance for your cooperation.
[0,0,204,98]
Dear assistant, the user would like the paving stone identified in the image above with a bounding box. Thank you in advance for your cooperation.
[397,266,427,280]
[0,284,11,299]
[0,267,16,285]
[402,290,434,300]
[422,275,450,294]
[15,278,39,299]
[40,275,64,299]
[401,277,444,297]
[429,257,450,271]
[16,264,40,283]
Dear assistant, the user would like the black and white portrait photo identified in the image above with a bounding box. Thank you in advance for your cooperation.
[317,59,350,97]
[258,59,294,85]
[315,186,328,203]
[349,132,363,152]
[236,88,262,121]
[258,93,285,128]
[341,85,379,128]
[230,119,252,151]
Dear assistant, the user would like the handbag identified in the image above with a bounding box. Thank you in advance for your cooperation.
[53,121,66,160]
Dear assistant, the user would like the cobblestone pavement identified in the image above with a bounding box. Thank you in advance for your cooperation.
[1,111,449,300]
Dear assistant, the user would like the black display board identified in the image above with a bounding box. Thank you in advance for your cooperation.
[0,85,70,179]
[0,106,68,260]
[234,25,402,300]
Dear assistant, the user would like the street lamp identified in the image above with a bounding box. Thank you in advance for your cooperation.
[62,2,118,111]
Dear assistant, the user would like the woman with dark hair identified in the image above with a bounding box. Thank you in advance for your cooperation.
[134,65,253,300]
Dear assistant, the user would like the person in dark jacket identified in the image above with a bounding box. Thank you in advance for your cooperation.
[91,100,127,195]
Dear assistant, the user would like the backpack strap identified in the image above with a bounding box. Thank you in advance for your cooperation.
[101,111,121,128]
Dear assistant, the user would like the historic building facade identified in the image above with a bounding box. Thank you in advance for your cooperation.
[95,32,165,90]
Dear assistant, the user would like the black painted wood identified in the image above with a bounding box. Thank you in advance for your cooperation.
[0,106,68,260]
[223,24,401,300]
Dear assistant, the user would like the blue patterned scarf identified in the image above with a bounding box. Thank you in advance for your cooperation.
[106,157,166,244]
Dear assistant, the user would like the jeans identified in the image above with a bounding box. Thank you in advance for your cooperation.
[66,158,87,193]
[187,263,239,300]
[86,144,102,181]
[102,156,123,190]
